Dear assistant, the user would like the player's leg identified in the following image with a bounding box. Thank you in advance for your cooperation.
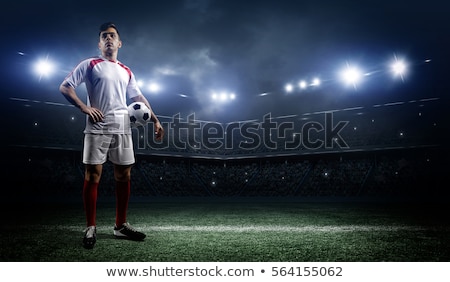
[110,134,145,240]
[112,164,145,240]
[81,164,102,249]
[83,164,102,227]
[113,164,132,227]
[81,134,108,249]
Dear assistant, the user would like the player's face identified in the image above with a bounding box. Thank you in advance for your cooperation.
[98,27,122,54]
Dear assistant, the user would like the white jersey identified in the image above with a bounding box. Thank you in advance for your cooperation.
[63,56,142,134]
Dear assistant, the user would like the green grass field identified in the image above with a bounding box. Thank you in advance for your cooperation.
[2,199,450,262]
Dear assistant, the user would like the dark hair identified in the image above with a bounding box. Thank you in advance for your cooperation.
[99,22,120,36]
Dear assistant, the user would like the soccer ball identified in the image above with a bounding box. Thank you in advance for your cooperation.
[128,102,152,127]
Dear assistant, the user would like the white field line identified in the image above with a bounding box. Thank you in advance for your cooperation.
[55,224,429,233]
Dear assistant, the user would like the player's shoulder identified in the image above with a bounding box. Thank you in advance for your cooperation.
[117,60,131,70]
[79,56,101,62]
[116,60,134,78]
[74,56,102,67]
[77,56,112,70]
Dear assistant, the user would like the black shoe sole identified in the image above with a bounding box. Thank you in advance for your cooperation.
[83,238,96,249]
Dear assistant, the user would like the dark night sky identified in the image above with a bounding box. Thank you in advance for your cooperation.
[0,0,448,125]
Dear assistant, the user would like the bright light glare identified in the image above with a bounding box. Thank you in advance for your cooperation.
[298,80,307,89]
[311,78,320,86]
[211,91,236,103]
[341,67,362,85]
[285,83,294,92]
[392,61,406,76]
[34,59,55,77]
[148,82,160,93]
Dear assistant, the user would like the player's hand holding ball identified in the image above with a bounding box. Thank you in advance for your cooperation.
[154,122,164,141]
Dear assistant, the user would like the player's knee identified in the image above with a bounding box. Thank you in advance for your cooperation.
[85,165,102,182]
[114,165,131,182]
[115,174,131,182]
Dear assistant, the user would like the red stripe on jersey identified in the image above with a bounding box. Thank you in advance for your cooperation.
[117,62,132,82]
[87,58,104,85]
[89,58,104,69]
[89,58,131,82]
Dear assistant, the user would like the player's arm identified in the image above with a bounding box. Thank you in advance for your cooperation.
[131,94,164,140]
[59,81,104,123]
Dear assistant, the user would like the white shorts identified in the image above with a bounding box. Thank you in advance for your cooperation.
[83,134,135,165]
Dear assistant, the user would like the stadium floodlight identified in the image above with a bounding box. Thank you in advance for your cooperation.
[211,91,236,103]
[148,82,161,93]
[298,80,307,89]
[285,83,294,93]
[34,58,55,79]
[340,66,362,87]
[391,60,406,77]
[311,78,320,86]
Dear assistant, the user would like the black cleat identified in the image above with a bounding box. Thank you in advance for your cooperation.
[114,223,146,241]
[83,226,97,249]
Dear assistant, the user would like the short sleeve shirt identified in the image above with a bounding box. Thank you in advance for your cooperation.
[63,56,142,134]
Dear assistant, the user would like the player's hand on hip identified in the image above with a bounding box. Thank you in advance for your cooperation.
[82,106,104,123]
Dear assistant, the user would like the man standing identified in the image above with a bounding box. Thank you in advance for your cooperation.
[59,22,164,249]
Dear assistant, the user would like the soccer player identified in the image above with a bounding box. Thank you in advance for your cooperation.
[59,22,164,249]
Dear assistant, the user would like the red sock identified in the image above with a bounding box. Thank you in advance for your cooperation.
[83,180,98,227]
[115,181,130,227]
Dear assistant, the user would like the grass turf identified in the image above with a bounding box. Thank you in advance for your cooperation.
[1,200,449,262]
